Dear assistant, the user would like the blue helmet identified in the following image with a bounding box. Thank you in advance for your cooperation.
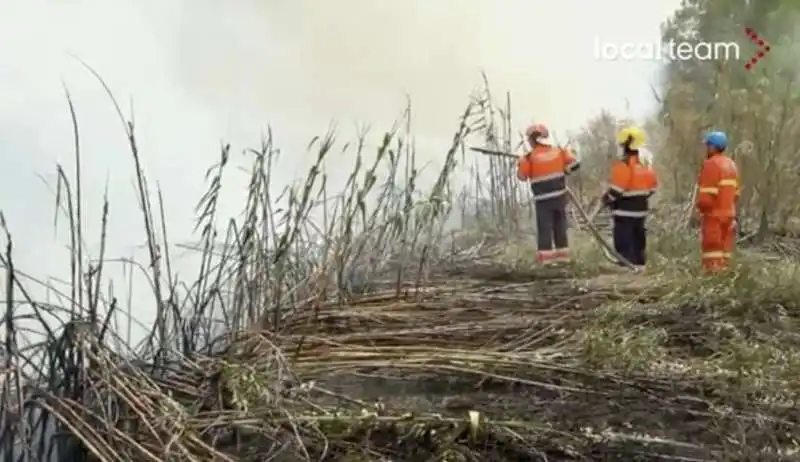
[704,131,728,150]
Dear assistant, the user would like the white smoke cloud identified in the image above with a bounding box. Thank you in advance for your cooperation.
[0,0,680,344]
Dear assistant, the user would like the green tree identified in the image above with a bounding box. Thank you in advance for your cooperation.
[657,0,800,239]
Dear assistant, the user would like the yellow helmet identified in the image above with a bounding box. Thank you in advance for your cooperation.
[616,126,646,150]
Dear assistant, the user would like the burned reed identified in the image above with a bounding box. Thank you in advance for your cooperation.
[0,76,799,461]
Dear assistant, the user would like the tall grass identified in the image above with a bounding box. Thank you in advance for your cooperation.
[0,71,526,460]
[6,69,796,460]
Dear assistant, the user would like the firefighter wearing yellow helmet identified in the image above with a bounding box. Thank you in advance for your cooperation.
[615,126,647,150]
[602,126,658,269]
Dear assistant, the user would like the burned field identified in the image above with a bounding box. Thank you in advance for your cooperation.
[17,260,796,461]
[3,80,800,461]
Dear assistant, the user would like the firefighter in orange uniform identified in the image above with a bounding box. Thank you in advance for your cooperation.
[603,126,658,269]
[696,131,739,272]
[516,123,580,264]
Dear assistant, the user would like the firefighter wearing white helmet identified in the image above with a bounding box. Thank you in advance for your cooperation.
[602,126,658,269]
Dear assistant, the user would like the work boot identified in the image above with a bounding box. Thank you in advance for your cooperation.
[536,250,555,265]
[702,265,728,275]
[702,258,727,274]
[552,249,570,263]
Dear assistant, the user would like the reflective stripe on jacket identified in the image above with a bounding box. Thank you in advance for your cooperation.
[605,154,658,218]
[516,144,579,201]
[697,153,739,218]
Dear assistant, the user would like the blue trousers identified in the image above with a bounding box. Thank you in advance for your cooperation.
[613,216,646,265]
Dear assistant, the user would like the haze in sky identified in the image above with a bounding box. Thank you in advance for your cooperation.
[0,0,682,344]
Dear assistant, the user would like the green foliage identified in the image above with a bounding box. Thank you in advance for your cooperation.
[655,0,800,239]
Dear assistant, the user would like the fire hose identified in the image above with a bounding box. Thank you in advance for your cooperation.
[470,146,635,269]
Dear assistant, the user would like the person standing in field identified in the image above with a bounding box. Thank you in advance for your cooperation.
[516,123,580,264]
[696,131,739,273]
[602,126,658,270]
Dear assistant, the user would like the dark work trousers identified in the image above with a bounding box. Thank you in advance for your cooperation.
[613,216,646,265]
[535,196,568,251]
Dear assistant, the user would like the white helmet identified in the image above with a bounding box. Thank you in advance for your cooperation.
[639,147,654,166]
[619,146,654,166]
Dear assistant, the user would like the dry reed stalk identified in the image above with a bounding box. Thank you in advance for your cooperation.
[0,70,797,461]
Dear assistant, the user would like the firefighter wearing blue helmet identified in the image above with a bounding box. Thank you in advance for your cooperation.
[697,130,739,272]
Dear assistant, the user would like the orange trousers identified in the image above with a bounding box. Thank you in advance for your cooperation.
[700,216,734,272]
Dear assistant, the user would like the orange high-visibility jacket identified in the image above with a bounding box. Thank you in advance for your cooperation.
[605,154,658,218]
[517,144,579,201]
[697,153,739,217]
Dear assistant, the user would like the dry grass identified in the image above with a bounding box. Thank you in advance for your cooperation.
[1,74,800,461]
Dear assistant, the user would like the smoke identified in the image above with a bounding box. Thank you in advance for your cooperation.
[0,0,679,344]
[166,0,680,151]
